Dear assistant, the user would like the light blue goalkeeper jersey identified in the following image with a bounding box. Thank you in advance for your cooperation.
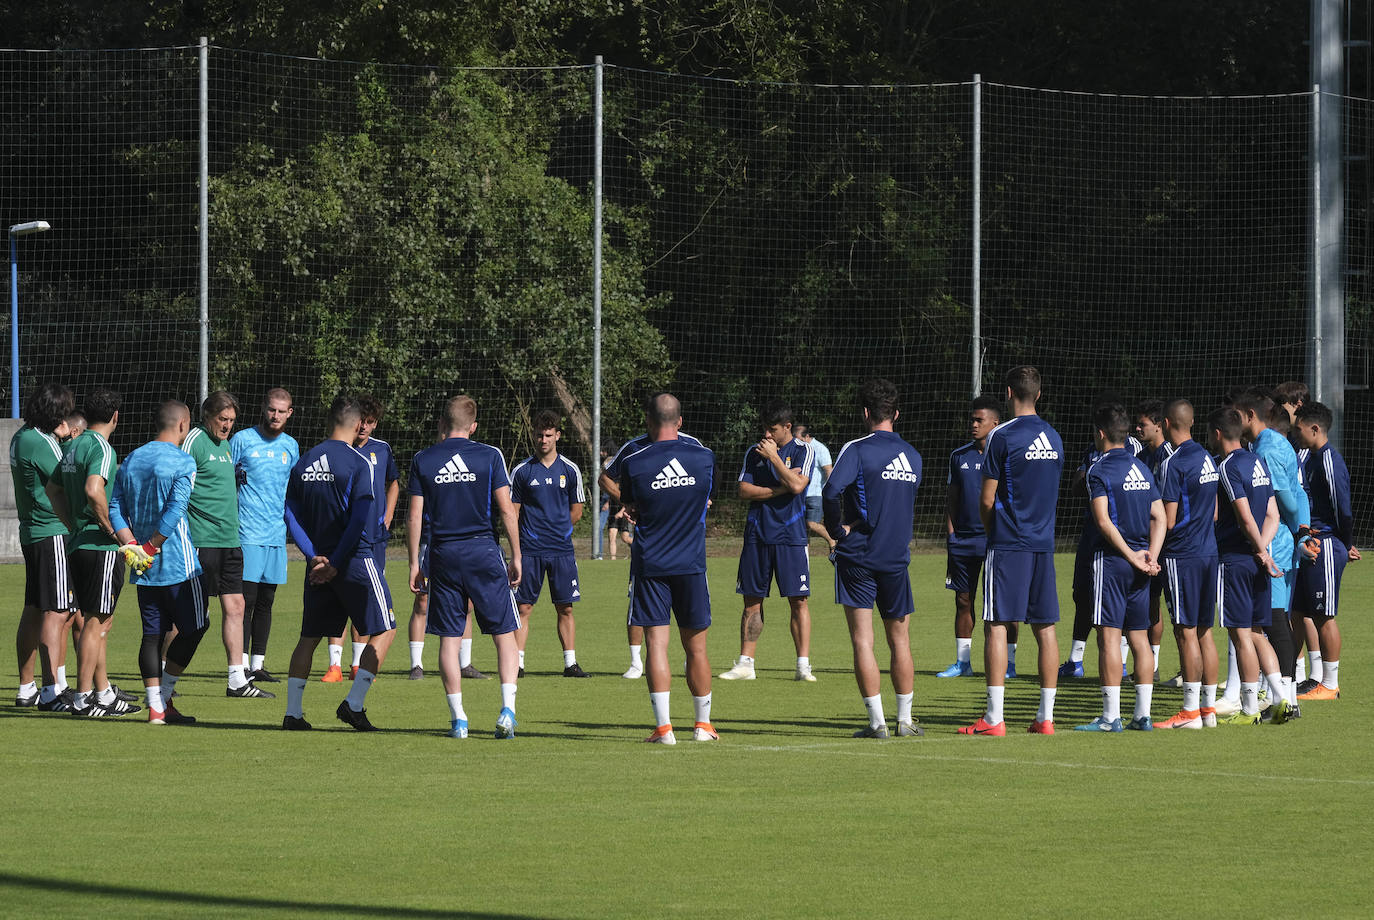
[109,440,201,587]
[231,426,300,546]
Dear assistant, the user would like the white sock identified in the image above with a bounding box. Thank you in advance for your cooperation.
[518,649,526,669]
[1281,675,1294,705]
[161,670,179,698]
[862,694,884,730]
[738,654,755,667]
[650,690,671,727]
[564,649,577,668]
[146,685,163,712]
[56,665,67,690]
[241,653,249,669]
[1134,684,1153,721]
[693,693,712,724]
[345,668,375,711]
[1203,684,1218,709]
[896,692,913,724]
[446,692,466,722]
[18,681,36,697]
[500,682,517,712]
[71,690,88,709]
[96,685,115,705]
[956,638,972,664]
[1037,687,1056,723]
[1241,681,1260,715]
[250,654,265,672]
[1322,659,1339,690]
[1223,641,1241,700]
[1265,672,1285,705]
[797,656,810,672]
[1070,639,1086,663]
[1183,681,1201,712]
[1150,644,1161,671]
[629,644,643,668]
[409,641,425,669]
[328,644,343,668]
[286,677,306,717]
[351,642,366,667]
[1102,684,1121,722]
[1310,650,1324,682]
[985,685,1005,725]
[228,664,248,689]
[459,637,473,668]
[1296,656,1307,683]
[1007,642,1018,664]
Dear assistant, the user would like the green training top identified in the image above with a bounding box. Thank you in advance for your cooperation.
[182,425,241,547]
[57,430,121,552]
[9,424,68,545]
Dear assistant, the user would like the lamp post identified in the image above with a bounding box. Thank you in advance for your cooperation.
[9,220,51,418]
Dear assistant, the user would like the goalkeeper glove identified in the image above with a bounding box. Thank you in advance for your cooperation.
[122,541,158,574]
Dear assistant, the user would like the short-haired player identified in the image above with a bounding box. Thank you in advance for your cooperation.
[511,409,588,678]
[823,379,924,738]
[720,399,816,683]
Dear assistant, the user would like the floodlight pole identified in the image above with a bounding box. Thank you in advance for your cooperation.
[9,220,52,418]
[591,55,604,560]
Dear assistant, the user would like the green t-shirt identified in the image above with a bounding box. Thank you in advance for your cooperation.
[9,424,67,545]
[182,425,241,547]
[57,430,121,552]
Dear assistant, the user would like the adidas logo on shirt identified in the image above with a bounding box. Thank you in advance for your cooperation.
[881,453,919,482]
[301,454,335,482]
[1024,432,1059,461]
[1123,465,1152,492]
[1199,455,1219,484]
[1251,463,1271,488]
[435,453,478,484]
[651,458,696,490]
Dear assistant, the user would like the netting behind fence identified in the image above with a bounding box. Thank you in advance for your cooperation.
[2,48,1370,544]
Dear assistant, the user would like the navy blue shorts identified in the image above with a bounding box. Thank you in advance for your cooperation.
[515,551,581,606]
[1294,536,1347,618]
[1218,555,1271,629]
[944,552,984,594]
[833,560,913,619]
[301,554,396,638]
[628,572,711,630]
[1162,555,1217,629]
[983,548,1059,624]
[1089,552,1151,631]
[428,539,520,637]
[138,579,209,636]
[736,542,810,598]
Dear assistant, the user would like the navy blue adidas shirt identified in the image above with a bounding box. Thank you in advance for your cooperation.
[738,438,814,546]
[1215,448,1274,557]
[1143,441,1175,478]
[1085,447,1160,554]
[984,415,1064,552]
[285,440,375,568]
[510,454,585,554]
[947,440,987,556]
[1157,439,1219,559]
[823,429,922,572]
[605,432,703,483]
[1299,443,1354,545]
[619,437,714,577]
[407,437,511,544]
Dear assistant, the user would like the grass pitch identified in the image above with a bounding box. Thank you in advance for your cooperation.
[2,552,1370,918]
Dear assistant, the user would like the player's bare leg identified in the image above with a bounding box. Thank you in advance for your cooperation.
[220,591,249,689]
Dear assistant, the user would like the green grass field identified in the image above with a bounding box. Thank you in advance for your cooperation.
[2,552,1370,918]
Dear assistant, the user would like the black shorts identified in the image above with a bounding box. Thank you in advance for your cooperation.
[22,536,74,613]
[71,548,125,616]
[198,546,244,597]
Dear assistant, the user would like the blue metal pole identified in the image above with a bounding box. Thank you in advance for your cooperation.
[9,234,18,418]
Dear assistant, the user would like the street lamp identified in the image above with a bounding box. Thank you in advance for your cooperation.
[9,220,51,418]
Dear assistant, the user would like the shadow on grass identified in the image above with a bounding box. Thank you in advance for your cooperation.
[0,871,561,918]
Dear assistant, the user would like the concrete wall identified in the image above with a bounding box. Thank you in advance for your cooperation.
[0,418,24,562]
